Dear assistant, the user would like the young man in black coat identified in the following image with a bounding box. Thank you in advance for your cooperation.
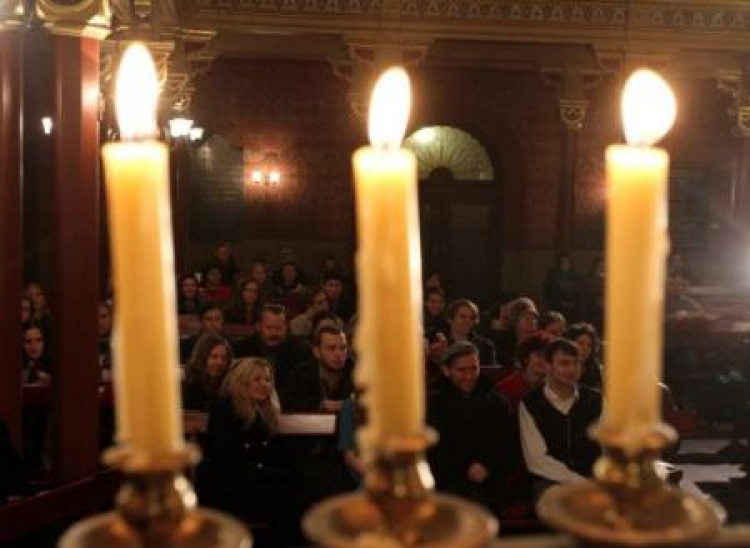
[427,341,516,517]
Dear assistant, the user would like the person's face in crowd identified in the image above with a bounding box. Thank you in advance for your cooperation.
[425,273,442,290]
[216,245,231,263]
[445,352,480,394]
[247,366,273,403]
[517,310,538,337]
[24,327,44,360]
[26,284,46,311]
[315,332,348,373]
[311,291,329,315]
[20,298,31,323]
[574,333,593,364]
[98,305,112,336]
[323,257,336,271]
[206,267,222,286]
[425,293,445,317]
[547,349,581,392]
[542,319,565,339]
[324,279,343,301]
[242,281,259,305]
[252,264,267,285]
[560,255,572,272]
[260,312,287,347]
[181,277,199,299]
[202,309,224,333]
[282,264,297,285]
[523,350,548,387]
[206,344,229,377]
[449,305,476,337]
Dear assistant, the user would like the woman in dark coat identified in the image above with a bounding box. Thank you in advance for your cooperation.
[201,357,307,543]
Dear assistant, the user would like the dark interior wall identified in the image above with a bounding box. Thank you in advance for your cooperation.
[190,55,739,292]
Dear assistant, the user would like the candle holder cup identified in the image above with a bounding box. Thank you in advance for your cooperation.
[303,428,497,548]
[537,421,723,547]
[59,445,252,548]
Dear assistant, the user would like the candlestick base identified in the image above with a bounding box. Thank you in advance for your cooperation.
[537,423,723,546]
[303,429,497,548]
[59,445,252,548]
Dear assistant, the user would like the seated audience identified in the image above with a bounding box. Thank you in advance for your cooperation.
[445,299,496,365]
[273,261,307,318]
[224,279,263,327]
[322,271,354,323]
[496,335,549,412]
[180,304,227,364]
[494,297,539,366]
[25,282,50,324]
[318,254,345,284]
[424,271,444,293]
[289,287,331,339]
[206,242,240,287]
[183,333,234,411]
[519,338,602,500]
[250,258,274,301]
[566,322,603,390]
[202,266,232,305]
[424,287,448,335]
[22,324,50,385]
[281,326,354,412]
[427,342,515,517]
[202,358,305,541]
[480,292,518,342]
[20,295,32,329]
[177,274,204,316]
[538,310,567,341]
[234,304,310,387]
[97,302,113,375]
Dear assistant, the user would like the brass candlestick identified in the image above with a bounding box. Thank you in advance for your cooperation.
[59,445,251,548]
[303,429,497,548]
[537,422,723,547]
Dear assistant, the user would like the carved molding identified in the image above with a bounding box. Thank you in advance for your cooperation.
[559,98,589,131]
[0,0,26,29]
[35,0,111,39]
[181,0,750,53]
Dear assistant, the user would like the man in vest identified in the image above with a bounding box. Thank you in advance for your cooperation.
[519,337,602,500]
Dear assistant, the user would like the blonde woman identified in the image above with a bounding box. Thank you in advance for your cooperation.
[202,358,304,540]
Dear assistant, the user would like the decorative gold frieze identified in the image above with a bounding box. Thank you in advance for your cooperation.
[0,0,27,29]
[35,0,111,39]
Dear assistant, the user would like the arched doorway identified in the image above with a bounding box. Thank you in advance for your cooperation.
[404,126,500,304]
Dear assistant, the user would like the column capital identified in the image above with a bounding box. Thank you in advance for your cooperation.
[34,0,112,40]
[0,0,28,29]
[716,66,750,138]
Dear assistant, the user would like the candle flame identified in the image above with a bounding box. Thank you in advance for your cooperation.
[368,67,411,150]
[621,69,676,147]
[115,44,159,140]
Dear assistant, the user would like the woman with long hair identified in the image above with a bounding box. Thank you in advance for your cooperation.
[566,322,603,390]
[224,278,263,327]
[177,274,204,316]
[202,358,304,542]
[183,333,234,411]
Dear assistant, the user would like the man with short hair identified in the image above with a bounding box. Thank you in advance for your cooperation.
[234,304,310,386]
[281,326,354,412]
[427,342,515,516]
[519,338,602,500]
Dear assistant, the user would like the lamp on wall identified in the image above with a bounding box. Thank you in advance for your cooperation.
[246,152,282,187]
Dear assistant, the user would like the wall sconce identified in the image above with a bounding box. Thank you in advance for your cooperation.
[41,116,53,135]
[168,117,193,138]
[249,168,282,186]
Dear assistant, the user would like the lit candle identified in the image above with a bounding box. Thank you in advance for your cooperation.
[102,44,183,455]
[603,69,676,448]
[353,68,424,448]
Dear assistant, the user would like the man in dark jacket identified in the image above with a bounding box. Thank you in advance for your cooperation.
[281,326,354,412]
[234,304,310,387]
[427,341,516,516]
[519,338,602,501]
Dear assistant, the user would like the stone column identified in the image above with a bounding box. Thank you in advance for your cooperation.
[0,4,26,449]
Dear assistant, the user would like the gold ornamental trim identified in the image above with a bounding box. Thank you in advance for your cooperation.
[35,0,112,39]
